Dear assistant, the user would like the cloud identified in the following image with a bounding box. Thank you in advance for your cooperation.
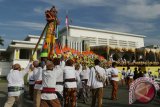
[33,7,51,14]
[33,7,44,14]
[145,37,160,46]
[12,21,45,30]
[74,19,132,33]
[117,0,160,20]
[103,24,132,33]
[0,21,45,30]
[64,0,107,6]
[39,0,160,20]
[126,21,155,34]
[39,0,110,7]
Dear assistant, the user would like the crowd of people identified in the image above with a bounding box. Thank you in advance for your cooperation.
[3,54,160,107]
[118,67,160,88]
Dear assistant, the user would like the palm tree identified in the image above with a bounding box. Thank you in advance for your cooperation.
[0,36,4,46]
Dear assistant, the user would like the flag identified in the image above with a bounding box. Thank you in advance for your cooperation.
[65,15,69,27]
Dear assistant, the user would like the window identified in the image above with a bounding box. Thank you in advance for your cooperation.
[98,38,108,46]
[109,39,118,46]
[119,40,128,47]
[19,49,30,59]
[128,41,136,48]
[85,37,96,46]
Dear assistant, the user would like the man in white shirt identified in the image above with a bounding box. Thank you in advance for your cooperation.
[126,67,134,89]
[63,59,77,107]
[121,68,126,86]
[80,63,90,103]
[27,66,35,100]
[40,60,61,107]
[106,62,119,100]
[87,59,106,107]
[105,67,111,86]
[143,71,149,78]
[33,60,43,107]
[4,61,32,107]
[53,58,64,105]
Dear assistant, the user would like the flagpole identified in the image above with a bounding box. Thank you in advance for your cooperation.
[65,11,69,47]
[66,24,68,47]
[32,23,48,59]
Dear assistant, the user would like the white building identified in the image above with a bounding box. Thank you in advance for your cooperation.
[60,25,145,50]
[0,25,145,76]
[0,35,44,76]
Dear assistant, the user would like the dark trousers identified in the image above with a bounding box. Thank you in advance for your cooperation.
[29,84,34,100]
[91,87,103,107]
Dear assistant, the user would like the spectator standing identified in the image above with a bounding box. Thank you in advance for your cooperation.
[133,67,138,80]
[127,66,134,89]
[121,68,126,86]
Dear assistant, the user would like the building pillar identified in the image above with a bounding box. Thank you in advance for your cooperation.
[77,42,79,51]
[75,42,77,50]
[78,42,81,52]
[72,42,74,49]
[80,42,82,53]
[14,49,20,60]
[74,42,76,50]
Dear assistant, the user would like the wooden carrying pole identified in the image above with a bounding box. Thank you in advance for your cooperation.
[31,23,48,59]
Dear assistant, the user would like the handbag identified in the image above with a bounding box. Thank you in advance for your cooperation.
[94,67,105,83]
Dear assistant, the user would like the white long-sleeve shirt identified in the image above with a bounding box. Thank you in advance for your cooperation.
[106,67,119,81]
[127,70,134,79]
[41,70,57,100]
[33,67,43,90]
[55,65,63,93]
[63,66,77,88]
[87,65,106,89]
[80,69,89,80]
[7,62,32,96]
[121,70,126,79]
[75,70,82,89]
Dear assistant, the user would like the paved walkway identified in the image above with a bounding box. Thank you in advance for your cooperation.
[0,83,159,107]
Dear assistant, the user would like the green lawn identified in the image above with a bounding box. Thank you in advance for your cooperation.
[0,79,7,83]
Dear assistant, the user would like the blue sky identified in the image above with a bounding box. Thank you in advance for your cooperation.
[0,0,160,48]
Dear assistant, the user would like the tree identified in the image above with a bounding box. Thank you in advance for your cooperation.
[0,36,4,46]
